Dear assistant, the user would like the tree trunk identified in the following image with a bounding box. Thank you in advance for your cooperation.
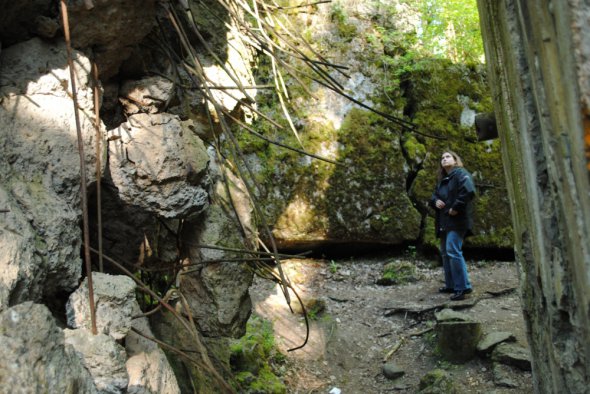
[477,1,590,392]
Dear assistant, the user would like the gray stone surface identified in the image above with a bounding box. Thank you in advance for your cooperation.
[382,362,405,380]
[477,331,516,353]
[181,204,254,338]
[491,343,531,371]
[0,38,98,310]
[65,328,129,393]
[67,273,137,340]
[492,363,519,388]
[0,302,97,393]
[435,308,473,323]
[126,308,181,394]
[66,0,158,79]
[120,76,175,115]
[107,113,210,219]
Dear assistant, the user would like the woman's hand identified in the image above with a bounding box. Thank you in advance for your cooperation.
[435,199,446,209]
[449,208,458,216]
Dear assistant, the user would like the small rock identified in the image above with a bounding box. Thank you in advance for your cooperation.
[329,387,341,394]
[382,362,405,380]
[492,363,520,388]
[64,328,129,393]
[435,308,473,322]
[477,331,516,353]
[492,343,532,371]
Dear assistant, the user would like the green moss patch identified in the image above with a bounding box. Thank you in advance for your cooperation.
[230,316,286,393]
[377,260,419,285]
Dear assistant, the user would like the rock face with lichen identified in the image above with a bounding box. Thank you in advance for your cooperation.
[0,38,98,310]
[243,1,512,252]
[0,0,255,391]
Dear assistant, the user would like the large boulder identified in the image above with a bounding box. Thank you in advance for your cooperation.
[180,204,254,338]
[107,113,210,219]
[0,38,98,310]
[0,302,97,393]
[240,5,512,252]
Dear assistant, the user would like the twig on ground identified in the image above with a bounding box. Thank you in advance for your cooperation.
[383,338,405,362]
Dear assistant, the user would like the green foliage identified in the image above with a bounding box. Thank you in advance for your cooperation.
[329,260,339,274]
[418,368,459,393]
[415,0,484,64]
[305,299,326,321]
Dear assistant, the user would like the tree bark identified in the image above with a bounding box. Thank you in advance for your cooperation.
[477,0,590,392]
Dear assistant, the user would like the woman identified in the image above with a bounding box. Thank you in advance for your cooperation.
[429,150,476,301]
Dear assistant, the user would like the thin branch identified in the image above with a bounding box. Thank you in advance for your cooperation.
[183,242,310,258]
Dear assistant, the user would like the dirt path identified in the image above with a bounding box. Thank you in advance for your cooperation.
[250,255,533,393]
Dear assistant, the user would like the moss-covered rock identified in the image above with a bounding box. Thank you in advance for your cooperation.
[401,59,513,250]
[230,316,286,393]
[418,369,459,393]
[232,5,512,253]
[325,109,422,242]
[376,259,419,285]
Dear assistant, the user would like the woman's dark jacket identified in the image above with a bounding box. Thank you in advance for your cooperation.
[429,167,476,238]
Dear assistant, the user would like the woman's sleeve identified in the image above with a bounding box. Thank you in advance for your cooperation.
[428,191,439,209]
[450,171,475,212]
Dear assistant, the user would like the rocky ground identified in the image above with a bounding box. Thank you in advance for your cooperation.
[249,253,533,393]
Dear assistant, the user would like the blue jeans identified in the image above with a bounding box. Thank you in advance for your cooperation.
[440,230,472,291]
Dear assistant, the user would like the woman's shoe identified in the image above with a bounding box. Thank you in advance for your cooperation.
[438,287,454,293]
[450,291,466,301]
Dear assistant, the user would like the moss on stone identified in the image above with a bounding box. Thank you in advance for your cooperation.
[418,369,459,393]
[323,108,422,242]
[330,2,357,43]
[230,316,286,393]
[235,24,512,251]
[396,59,513,250]
[377,260,419,285]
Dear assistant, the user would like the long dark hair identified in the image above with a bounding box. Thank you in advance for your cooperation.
[437,150,464,182]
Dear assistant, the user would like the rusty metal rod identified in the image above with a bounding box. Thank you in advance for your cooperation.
[60,0,97,335]
[92,61,104,273]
